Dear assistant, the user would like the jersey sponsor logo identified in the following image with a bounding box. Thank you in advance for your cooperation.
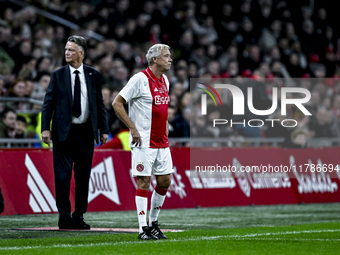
[136,162,144,172]
[155,95,170,105]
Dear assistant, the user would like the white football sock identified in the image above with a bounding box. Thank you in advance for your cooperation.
[135,189,148,233]
[149,186,167,226]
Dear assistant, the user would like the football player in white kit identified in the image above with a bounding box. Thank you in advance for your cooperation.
[113,44,173,240]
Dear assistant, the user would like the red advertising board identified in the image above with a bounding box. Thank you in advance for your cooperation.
[0,147,339,216]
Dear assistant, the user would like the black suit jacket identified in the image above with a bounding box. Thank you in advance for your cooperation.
[41,65,109,143]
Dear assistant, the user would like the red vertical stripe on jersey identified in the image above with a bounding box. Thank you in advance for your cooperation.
[142,68,169,148]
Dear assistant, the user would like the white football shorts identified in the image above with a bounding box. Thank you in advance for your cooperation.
[131,147,173,177]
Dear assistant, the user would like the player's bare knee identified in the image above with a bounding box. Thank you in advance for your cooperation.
[157,175,171,189]
[162,180,171,190]
[137,176,151,190]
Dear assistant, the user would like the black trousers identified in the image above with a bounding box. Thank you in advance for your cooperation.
[52,120,94,220]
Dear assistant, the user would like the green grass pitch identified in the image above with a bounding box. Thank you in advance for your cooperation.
[0,203,340,254]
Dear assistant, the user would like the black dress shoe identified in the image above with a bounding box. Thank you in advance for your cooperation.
[74,219,91,230]
[58,218,76,229]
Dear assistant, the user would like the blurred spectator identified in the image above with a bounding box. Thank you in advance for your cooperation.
[114,42,136,73]
[188,62,198,78]
[177,29,195,60]
[30,71,51,102]
[0,107,16,140]
[12,40,32,74]
[190,46,208,69]
[18,57,37,80]
[133,13,151,44]
[36,56,53,76]
[167,105,178,138]
[300,19,319,56]
[190,16,218,46]
[99,56,114,85]
[25,79,34,98]
[101,86,116,134]
[111,66,129,91]
[14,115,29,147]
[206,60,221,78]
[218,45,238,72]
[283,128,309,149]
[5,78,31,110]
[331,94,340,120]
[323,46,337,77]
[226,60,239,78]
[309,107,335,137]
[285,52,306,78]
[124,19,137,43]
[0,75,6,96]
[170,81,184,99]
[240,45,262,72]
[173,67,189,91]
[237,18,259,51]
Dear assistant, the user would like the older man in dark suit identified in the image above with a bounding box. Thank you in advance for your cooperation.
[41,35,109,229]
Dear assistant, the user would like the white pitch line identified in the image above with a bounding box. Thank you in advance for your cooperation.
[238,238,340,242]
[230,229,340,238]
[0,229,339,251]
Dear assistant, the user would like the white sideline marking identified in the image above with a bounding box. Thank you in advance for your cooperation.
[1,229,339,250]
[230,229,340,238]
[238,238,340,242]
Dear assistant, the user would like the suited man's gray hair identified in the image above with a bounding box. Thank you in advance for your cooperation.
[146,44,170,66]
[67,35,87,54]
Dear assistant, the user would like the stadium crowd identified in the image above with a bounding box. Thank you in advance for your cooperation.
[0,0,339,148]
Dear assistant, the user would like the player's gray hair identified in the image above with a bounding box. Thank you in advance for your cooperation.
[146,44,170,66]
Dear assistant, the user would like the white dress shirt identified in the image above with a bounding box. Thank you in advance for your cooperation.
[69,64,90,124]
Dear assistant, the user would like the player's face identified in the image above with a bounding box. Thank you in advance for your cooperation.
[155,48,172,72]
[65,41,84,68]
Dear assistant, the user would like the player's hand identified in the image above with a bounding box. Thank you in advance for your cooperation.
[41,130,51,146]
[131,128,142,147]
[100,134,108,144]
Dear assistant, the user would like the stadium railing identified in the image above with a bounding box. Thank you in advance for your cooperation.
[169,137,340,148]
[1,137,340,148]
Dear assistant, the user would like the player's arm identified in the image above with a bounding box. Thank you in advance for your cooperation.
[112,95,142,147]
[41,71,57,146]
[167,121,169,136]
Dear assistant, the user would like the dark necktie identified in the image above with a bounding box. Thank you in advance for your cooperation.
[73,70,81,118]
